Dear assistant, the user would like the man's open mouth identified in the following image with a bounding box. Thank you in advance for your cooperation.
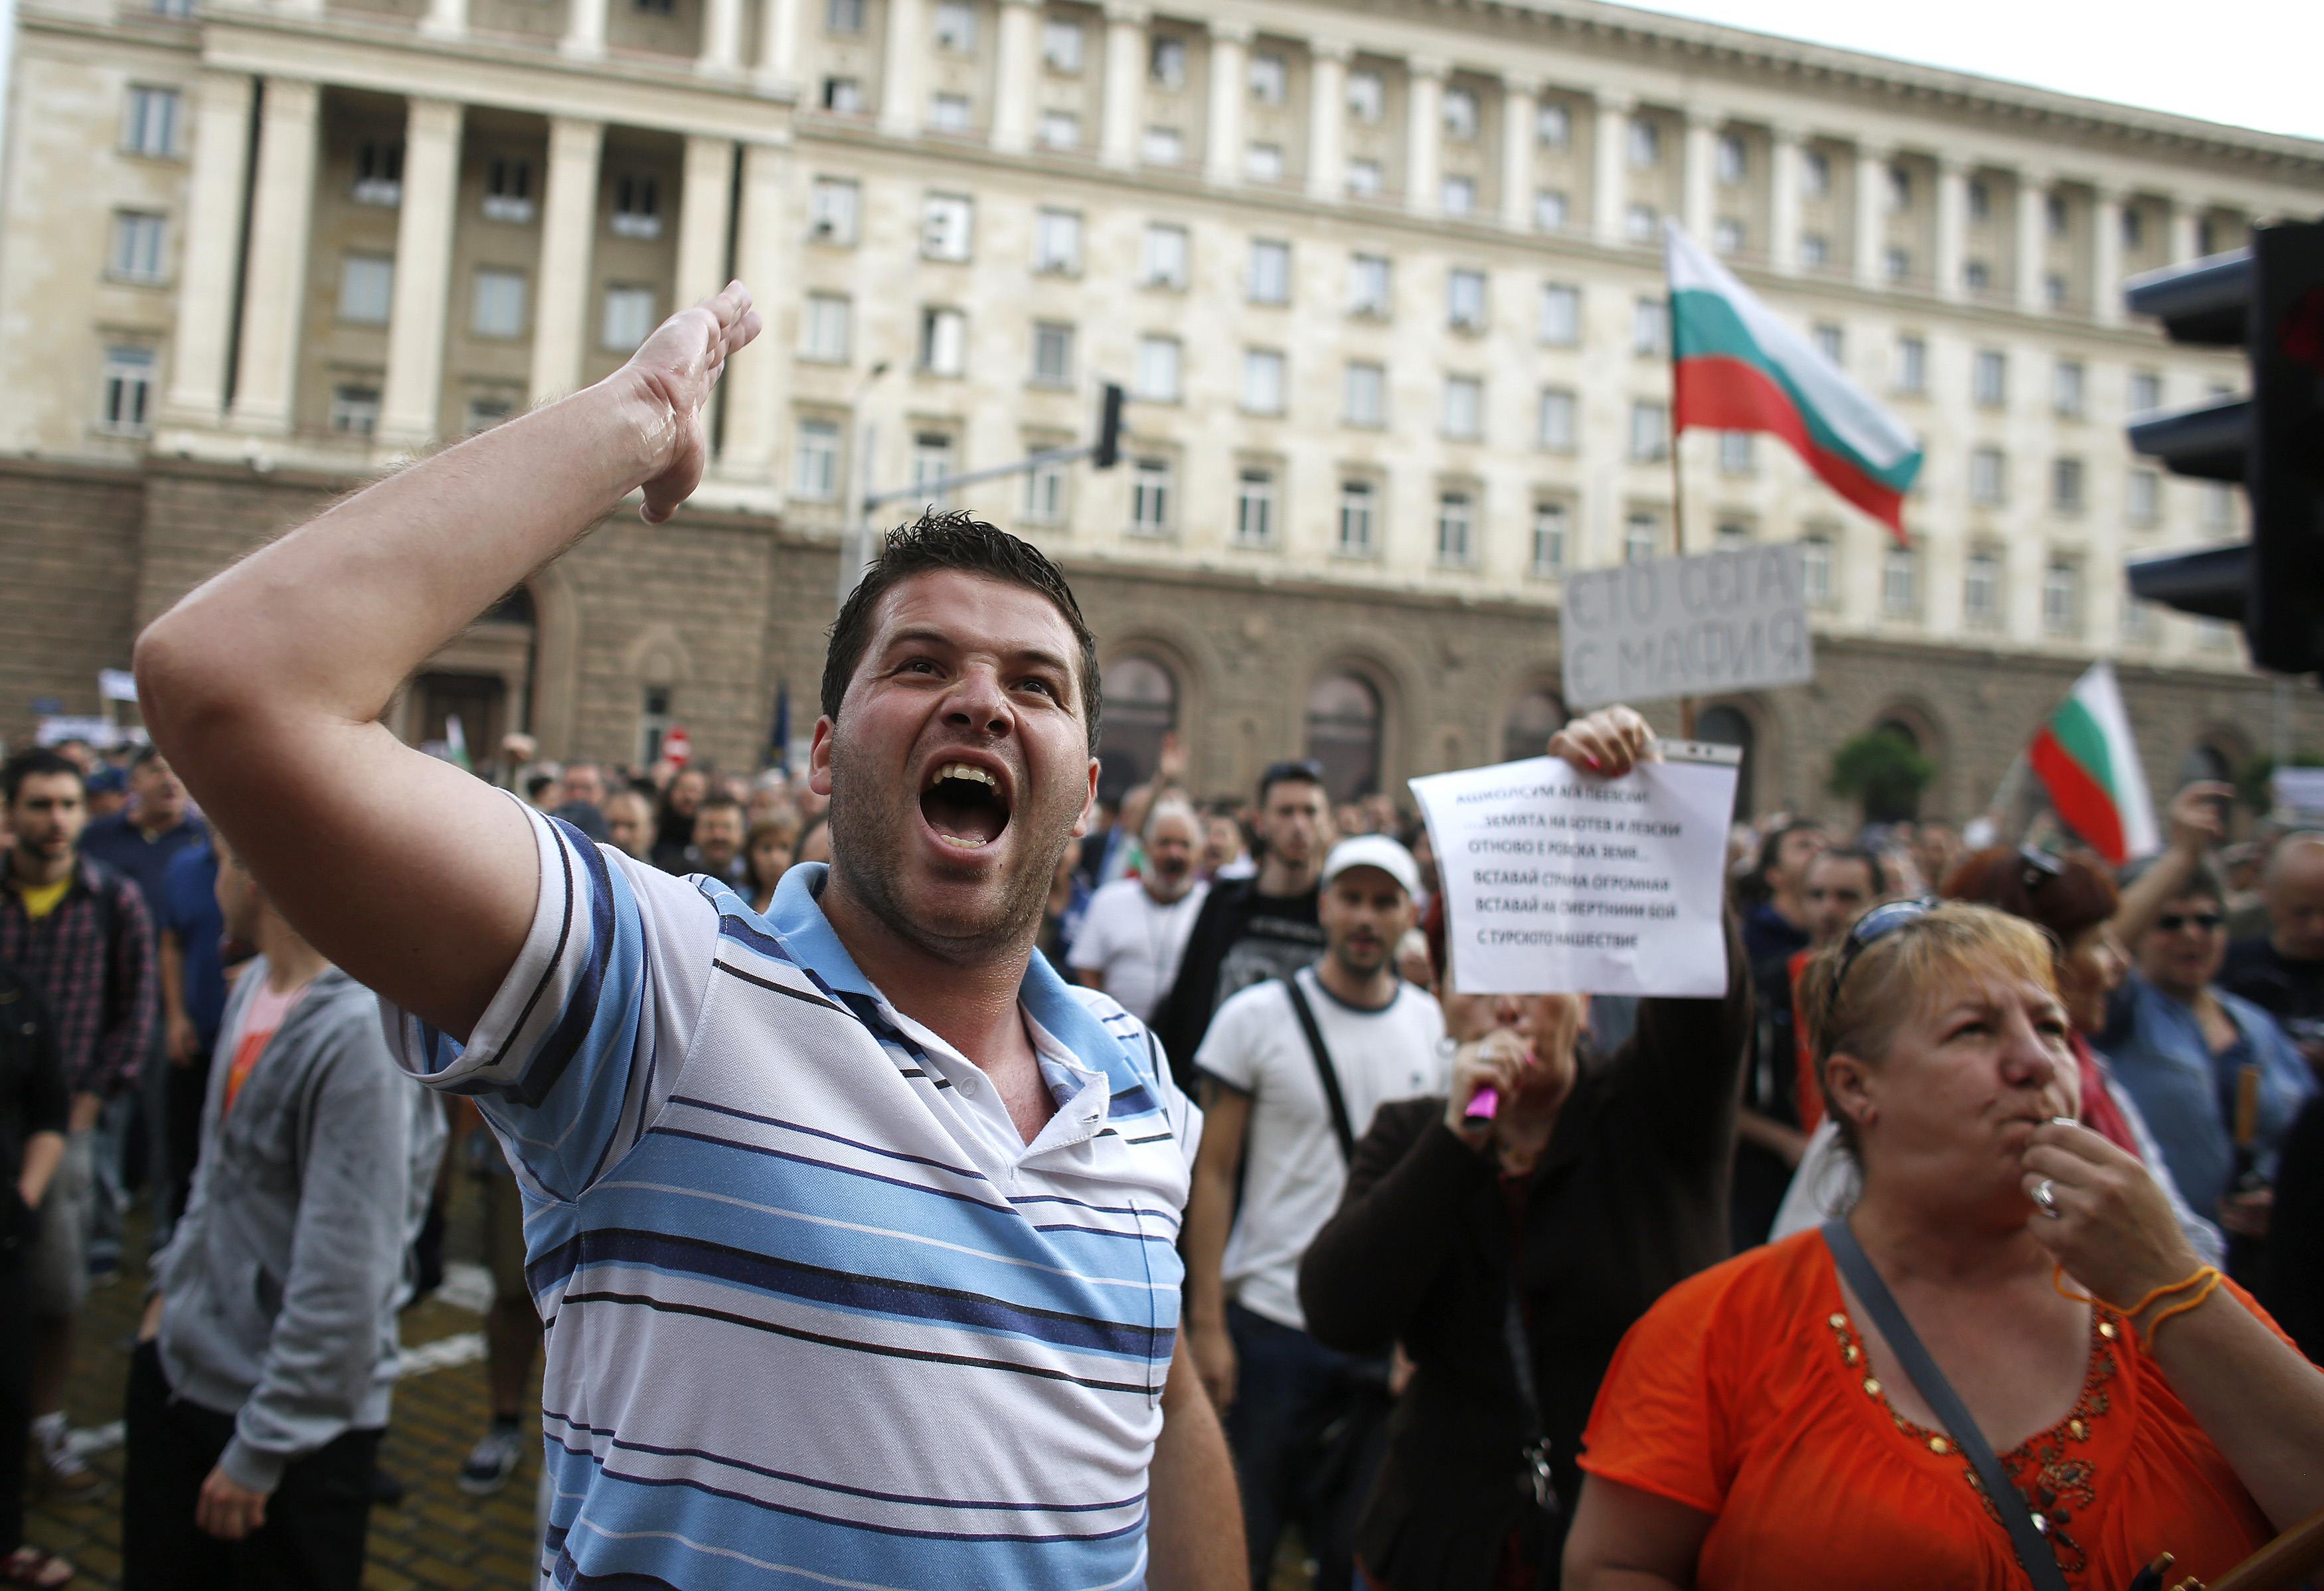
[922,761,1012,851]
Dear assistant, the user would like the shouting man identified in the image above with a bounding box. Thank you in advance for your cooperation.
[133,284,1241,1591]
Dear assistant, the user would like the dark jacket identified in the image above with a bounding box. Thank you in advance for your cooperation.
[1297,915,1750,1591]
[0,958,68,1255]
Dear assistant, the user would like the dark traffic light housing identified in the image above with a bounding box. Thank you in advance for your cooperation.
[1092,383,1125,471]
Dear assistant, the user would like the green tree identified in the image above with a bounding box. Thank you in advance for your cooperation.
[2235,750,2324,815]
[1828,728,1936,823]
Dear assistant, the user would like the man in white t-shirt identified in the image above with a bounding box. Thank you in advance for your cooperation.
[1069,797,1208,1022]
[1181,835,1445,1591]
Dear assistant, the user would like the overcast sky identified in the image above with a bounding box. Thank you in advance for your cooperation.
[1620,0,2324,143]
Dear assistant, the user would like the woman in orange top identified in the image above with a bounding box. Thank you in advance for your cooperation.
[1566,902,2324,1590]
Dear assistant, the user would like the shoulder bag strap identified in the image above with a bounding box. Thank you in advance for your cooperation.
[1278,974,1357,1164]
[1821,1219,2071,1591]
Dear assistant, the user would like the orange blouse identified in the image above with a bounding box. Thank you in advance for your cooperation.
[1578,1231,2298,1590]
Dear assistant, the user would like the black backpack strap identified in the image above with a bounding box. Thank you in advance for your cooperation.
[1279,973,1357,1164]
[1822,1220,2071,1591]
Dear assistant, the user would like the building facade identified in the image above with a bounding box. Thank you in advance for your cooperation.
[3,0,2322,817]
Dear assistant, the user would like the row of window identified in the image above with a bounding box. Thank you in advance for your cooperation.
[323,252,659,346]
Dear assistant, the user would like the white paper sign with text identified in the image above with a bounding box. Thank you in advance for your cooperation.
[1409,748,1740,997]
[1562,544,1813,710]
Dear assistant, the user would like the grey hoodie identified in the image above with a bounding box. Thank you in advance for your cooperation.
[153,962,447,1491]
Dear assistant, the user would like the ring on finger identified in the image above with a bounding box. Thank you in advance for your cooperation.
[2033,1178,2062,1219]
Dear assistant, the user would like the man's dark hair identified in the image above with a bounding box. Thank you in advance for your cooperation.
[3,748,86,806]
[822,510,1101,748]
[1257,758,1327,805]
[525,772,558,801]
[1806,845,1882,892]
[127,743,166,771]
[695,794,746,821]
[1754,818,1825,884]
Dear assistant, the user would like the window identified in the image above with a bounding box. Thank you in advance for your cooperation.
[1242,349,1286,414]
[1539,283,1580,345]
[1443,87,1478,140]
[2122,598,2162,648]
[1536,102,1570,147]
[1623,511,1658,564]
[1130,457,1173,535]
[1964,548,2001,629]
[825,0,863,30]
[1034,207,1082,274]
[1533,190,1568,232]
[1713,219,1744,256]
[2044,272,2068,309]
[933,0,974,52]
[1349,254,1391,317]
[2046,193,2069,238]
[1886,164,1911,212]
[1347,70,1385,123]
[633,0,674,17]
[2197,216,2217,255]
[1715,519,1752,549]
[639,686,675,765]
[1442,376,1483,441]
[1801,149,1829,197]
[353,141,404,205]
[1802,533,1833,606]
[1031,321,1075,386]
[2053,359,2085,418]
[110,212,167,282]
[339,254,394,324]
[821,78,865,113]
[98,345,155,434]
[1023,449,1067,525]
[1436,491,1475,565]
[122,86,179,157]
[1142,126,1184,165]
[471,268,527,339]
[1442,176,1476,217]
[2205,481,2234,531]
[1963,260,1990,293]
[1448,269,1487,331]
[1347,159,1382,197]
[1629,400,1667,461]
[810,179,863,246]
[2122,207,2145,250]
[1038,110,1080,149]
[1894,335,1927,396]
[1967,179,1991,222]
[2128,468,2161,528]
[2130,371,2162,412]
[1716,133,1746,185]
[922,193,973,260]
[1236,467,1277,546]
[2052,457,2084,513]
[463,393,515,433]
[1531,501,1568,575]
[1627,116,1659,168]
[1149,35,1185,88]
[1248,52,1287,105]
[1973,349,2007,407]
[1142,223,1189,288]
[911,432,956,503]
[1801,234,1829,268]
[602,285,655,349]
[1307,673,1383,801]
[928,94,973,133]
[1135,334,1181,401]
[793,418,840,500]
[1248,239,1291,304]
[1631,296,1668,356]
[1337,480,1377,556]
[1345,363,1386,427]
[1814,322,1844,365]
[1969,446,2005,507]
[1882,544,1918,616]
[1042,18,1082,71]
[482,157,535,224]
[1537,387,1576,451]
[614,171,665,238]
[1625,203,1658,243]
[1718,430,1754,475]
[1884,246,1910,283]
[2044,559,2081,637]
[329,382,381,437]
[1246,143,1284,182]
[919,306,967,375]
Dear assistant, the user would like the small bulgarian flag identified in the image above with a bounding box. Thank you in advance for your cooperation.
[1666,223,1925,541]
[2028,663,2160,865]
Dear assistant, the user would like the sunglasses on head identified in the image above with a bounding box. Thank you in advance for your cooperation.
[2156,911,2224,933]
[2018,845,2063,894]
[1824,896,1939,1027]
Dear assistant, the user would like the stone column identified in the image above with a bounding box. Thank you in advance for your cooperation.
[422,0,467,41]
[1203,17,1250,185]
[378,97,465,450]
[1681,109,1715,243]
[1099,2,1146,169]
[718,138,794,483]
[227,76,319,436]
[2092,183,2124,326]
[1853,140,1888,288]
[561,0,607,58]
[990,0,1039,153]
[163,70,255,427]
[757,0,801,84]
[1768,122,1802,275]
[1590,88,1631,245]
[1305,37,1349,201]
[698,0,743,74]
[1499,72,1538,230]
[2169,193,2202,264]
[1404,55,1446,216]
[673,135,736,309]
[2015,170,2048,313]
[879,0,924,136]
[529,116,602,402]
[1935,155,1967,301]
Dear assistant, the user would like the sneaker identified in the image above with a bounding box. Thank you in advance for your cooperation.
[457,1426,525,1497]
[33,1420,100,1495]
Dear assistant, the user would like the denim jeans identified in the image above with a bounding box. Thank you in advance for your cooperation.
[1222,1300,1365,1591]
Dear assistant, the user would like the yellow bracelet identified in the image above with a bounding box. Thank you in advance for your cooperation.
[2050,1262,2216,1317]
[2143,1272,2224,1349]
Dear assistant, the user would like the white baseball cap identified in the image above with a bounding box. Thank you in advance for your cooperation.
[1320,835,1421,898]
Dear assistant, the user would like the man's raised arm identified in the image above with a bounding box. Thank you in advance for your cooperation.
[133,285,762,1043]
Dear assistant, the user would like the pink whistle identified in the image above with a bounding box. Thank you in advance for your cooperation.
[1462,1086,1502,1128]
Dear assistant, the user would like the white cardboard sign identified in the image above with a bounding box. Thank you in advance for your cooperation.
[1562,544,1813,710]
[1409,746,1740,997]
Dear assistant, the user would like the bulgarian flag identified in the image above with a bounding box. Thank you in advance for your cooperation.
[2029,663,2160,865]
[1666,223,1925,541]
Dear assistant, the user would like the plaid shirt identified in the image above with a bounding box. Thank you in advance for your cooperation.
[0,857,157,1099]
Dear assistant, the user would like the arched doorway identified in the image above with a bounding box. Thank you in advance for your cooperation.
[1098,653,1177,801]
[1696,703,1758,817]
[404,586,537,758]
[1502,687,1566,764]
[1305,671,1383,801]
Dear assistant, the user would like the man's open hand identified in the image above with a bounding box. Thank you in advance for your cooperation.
[195,1464,270,1541]
[614,281,765,526]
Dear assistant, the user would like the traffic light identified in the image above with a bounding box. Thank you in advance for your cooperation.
[2122,218,2324,675]
[1092,383,1125,471]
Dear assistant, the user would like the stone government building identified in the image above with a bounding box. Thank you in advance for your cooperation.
[5,0,2323,819]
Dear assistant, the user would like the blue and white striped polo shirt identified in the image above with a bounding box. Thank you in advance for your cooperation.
[386,804,1200,1590]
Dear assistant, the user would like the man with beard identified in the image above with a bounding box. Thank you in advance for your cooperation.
[1070,797,1208,1023]
[1179,836,1445,1591]
[131,283,1240,1591]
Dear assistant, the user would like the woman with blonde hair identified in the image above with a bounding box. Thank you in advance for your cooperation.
[1568,900,2324,1590]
